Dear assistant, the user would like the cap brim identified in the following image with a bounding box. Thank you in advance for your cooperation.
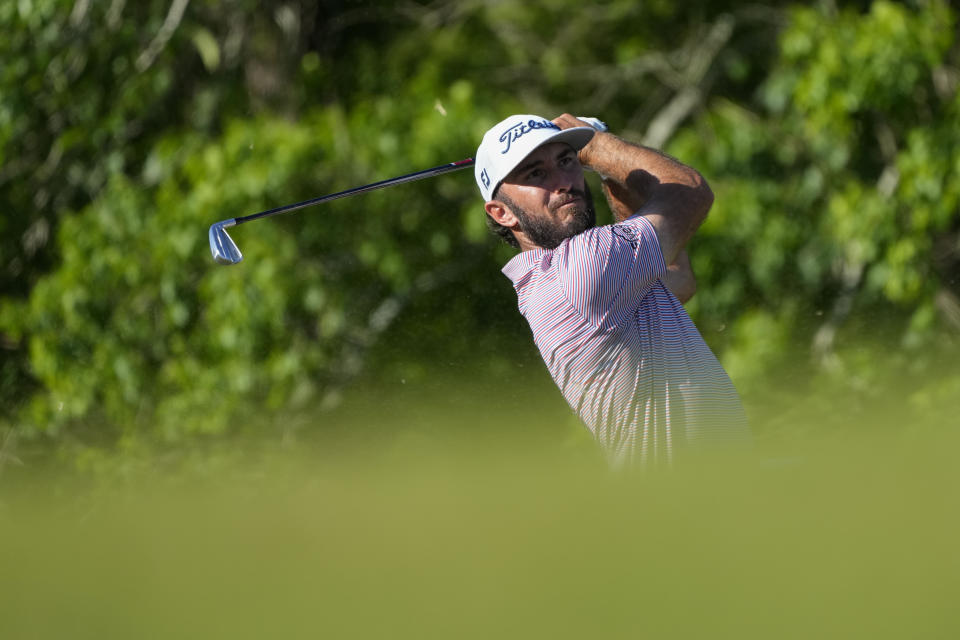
[493,126,596,195]
[548,126,596,152]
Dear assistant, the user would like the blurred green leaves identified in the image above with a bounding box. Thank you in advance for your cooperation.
[9,92,505,441]
[678,0,960,384]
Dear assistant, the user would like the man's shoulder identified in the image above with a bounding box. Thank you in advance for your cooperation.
[558,216,658,264]
[501,215,660,283]
[502,248,551,286]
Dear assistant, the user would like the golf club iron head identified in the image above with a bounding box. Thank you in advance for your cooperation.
[209,219,243,265]
[206,157,476,265]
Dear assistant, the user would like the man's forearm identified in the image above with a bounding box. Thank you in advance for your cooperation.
[580,132,708,204]
[587,134,699,302]
[551,114,713,264]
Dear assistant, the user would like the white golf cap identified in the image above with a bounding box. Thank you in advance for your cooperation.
[475,114,597,202]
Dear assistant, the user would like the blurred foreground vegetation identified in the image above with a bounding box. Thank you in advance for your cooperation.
[1,406,958,638]
[0,0,958,465]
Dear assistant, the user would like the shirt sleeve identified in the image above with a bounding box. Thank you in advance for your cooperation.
[556,214,667,326]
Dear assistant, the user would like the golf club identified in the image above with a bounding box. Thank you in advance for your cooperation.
[209,158,476,264]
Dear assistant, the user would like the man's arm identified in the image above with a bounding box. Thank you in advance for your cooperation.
[663,249,696,303]
[595,162,697,303]
[553,114,714,267]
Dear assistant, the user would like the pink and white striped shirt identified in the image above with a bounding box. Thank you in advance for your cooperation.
[503,214,749,466]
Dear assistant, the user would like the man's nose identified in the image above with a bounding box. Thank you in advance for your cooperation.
[549,170,574,193]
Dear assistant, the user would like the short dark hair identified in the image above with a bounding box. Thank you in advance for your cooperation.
[485,185,521,248]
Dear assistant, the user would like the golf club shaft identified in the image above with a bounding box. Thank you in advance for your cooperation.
[234,158,476,226]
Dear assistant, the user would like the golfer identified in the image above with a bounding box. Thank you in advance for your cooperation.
[476,114,749,466]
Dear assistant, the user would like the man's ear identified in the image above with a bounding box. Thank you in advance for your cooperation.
[485,200,519,230]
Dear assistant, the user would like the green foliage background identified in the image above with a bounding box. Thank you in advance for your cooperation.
[1,0,958,459]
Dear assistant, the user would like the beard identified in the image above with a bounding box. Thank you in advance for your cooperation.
[501,183,597,250]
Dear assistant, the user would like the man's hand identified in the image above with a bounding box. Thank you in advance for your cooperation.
[552,113,593,130]
[662,249,696,303]
[552,114,604,168]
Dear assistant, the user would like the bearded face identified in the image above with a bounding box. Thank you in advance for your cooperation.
[497,182,597,250]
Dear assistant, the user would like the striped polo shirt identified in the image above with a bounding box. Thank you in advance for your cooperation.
[503,214,749,466]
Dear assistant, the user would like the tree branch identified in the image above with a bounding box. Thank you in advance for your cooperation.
[135,0,191,72]
[642,15,735,148]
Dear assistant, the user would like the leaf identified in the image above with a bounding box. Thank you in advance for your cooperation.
[191,27,220,72]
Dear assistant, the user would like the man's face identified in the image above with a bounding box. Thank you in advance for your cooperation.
[494,142,596,249]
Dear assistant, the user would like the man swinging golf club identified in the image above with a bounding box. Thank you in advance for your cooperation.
[477,114,749,466]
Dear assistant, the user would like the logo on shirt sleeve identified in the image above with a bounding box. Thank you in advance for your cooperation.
[611,222,640,247]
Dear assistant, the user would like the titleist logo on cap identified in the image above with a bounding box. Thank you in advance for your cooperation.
[499,119,561,154]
